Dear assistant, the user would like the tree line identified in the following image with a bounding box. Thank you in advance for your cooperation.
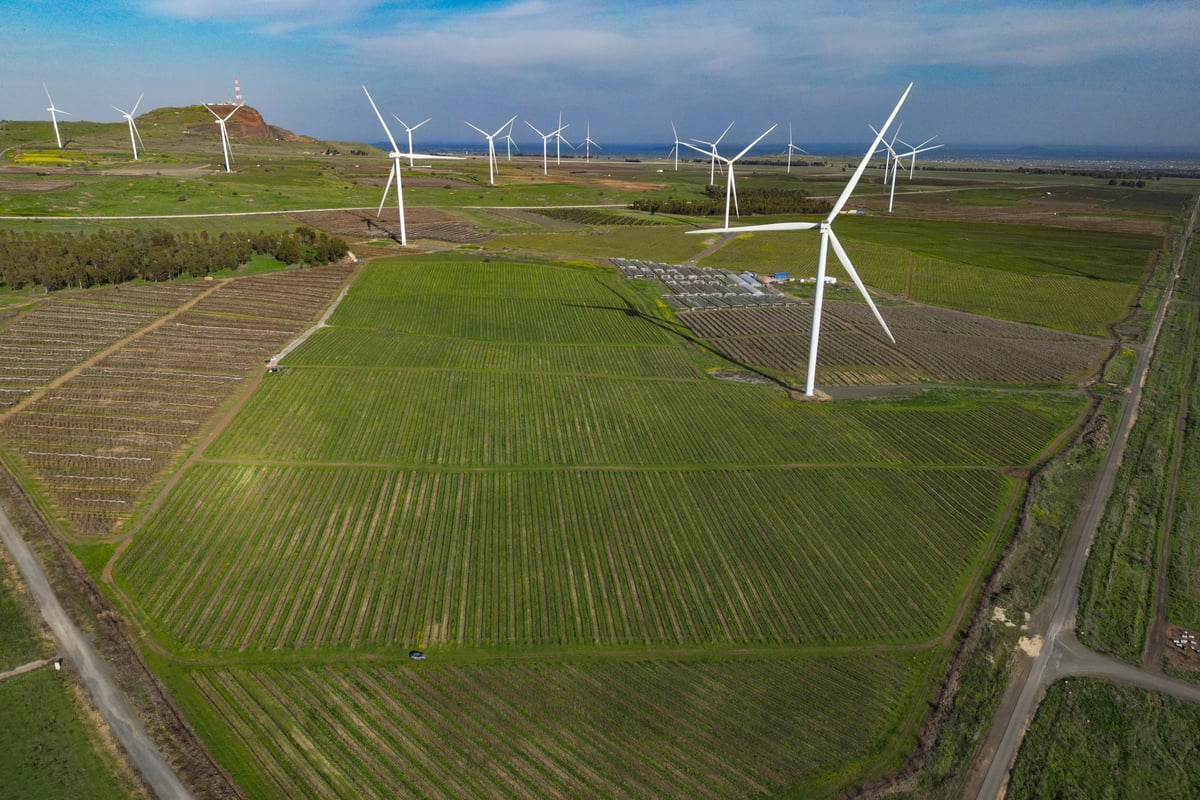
[0,227,349,291]
[630,186,832,217]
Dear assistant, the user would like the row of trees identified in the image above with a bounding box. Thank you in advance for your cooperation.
[0,227,349,291]
[631,186,832,217]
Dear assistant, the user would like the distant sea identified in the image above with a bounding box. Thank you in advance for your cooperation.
[378,141,1200,171]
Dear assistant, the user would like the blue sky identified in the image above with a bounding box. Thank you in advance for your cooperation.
[2,1,1198,149]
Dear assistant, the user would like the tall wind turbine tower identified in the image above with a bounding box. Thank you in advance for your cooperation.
[688,84,915,397]
[112,94,145,160]
[43,83,70,149]
[205,103,242,173]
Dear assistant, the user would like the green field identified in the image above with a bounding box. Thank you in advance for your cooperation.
[1009,678,1200,799]
[105,254,1085,796]
[0,557,140,799]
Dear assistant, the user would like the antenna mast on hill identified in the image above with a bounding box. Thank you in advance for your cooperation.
[234,78,243,106]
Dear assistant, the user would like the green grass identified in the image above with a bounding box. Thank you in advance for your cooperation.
[101,251,1087,797]
[0,558,139,799]
[0,671,139,800]
[699,231,1140,336]
[171,655,930,800]
[1008,678,1200,799]
[1078,241,1195,660]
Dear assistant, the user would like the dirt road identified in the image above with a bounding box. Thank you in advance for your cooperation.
[0,506,192,800]
[970,192,1200,799]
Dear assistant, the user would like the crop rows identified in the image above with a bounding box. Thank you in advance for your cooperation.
[347,258,609,303]
[210,368,1066,467]
[333,294,672,345]
[0,263,356,536]
[117,463,1006,651]
[286,327,701,378]
[842,240,1137,336]
[191,263,356,321]
[680,302,1106,385]
[0,299,176,409]
[187,655,915,799]
[533,207,671,226]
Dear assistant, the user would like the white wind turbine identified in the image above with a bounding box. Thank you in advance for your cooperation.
[464,115,518,186]
[682,124,776,229]
[204,103,242,173]
[900,134,942,179]
[784,123,808,174]
[691,121,734,184]
[872,126,942,212]
[500,128,520,160]
[363,86,461,246]
[581,122,600,162]
[687,83,914,397]
[391,115,431,168]
[112,93,145,160]
[525,120,567,175]
[43,83,70,149]
[554,111,572,164]
[667,121,683,170]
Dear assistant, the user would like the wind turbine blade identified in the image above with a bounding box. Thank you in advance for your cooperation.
[827,82,913,221]
[464,121,488,136]
[362,86,401,154]
[223,105,242,123]
[678,141,712,157]
[714,121,734,145]
[686,221,820,235]
[412,117,431,131]
[525,120,545,137]
[205,104,222,120]
[732,124,777,162]
[132,121,145,148]
[131,93,144,115]
[492,115,518,137]
[378,163,396,215]
[828,229,894,343]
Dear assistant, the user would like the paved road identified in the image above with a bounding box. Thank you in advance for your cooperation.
[0,505,192,800]
[971,193,1200,800]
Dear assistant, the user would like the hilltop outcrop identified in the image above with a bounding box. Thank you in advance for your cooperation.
[140,104,314,143]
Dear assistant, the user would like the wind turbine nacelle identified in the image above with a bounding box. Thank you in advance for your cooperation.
[389,152,403,159]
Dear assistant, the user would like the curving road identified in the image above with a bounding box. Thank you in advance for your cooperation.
[971,192,1200,799]
[0,505,192,799]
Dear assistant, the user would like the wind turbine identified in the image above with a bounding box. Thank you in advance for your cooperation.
[43,83,70,149]
[581,122,600,162]
[464,115,517,186]
[391,115,431,168]
[690,121,734,184]
[900,135,942,178]
[362,87,461,245]
[682,124,776,228]
[784,123,807,174]
[667,121,683,170]
[872,126,942,212]
[501,129,520,161]
[525,120,567,175]
[112,93,145,160]
[204,103,242,173]
[687,83,914,397]
[554,111,572,164]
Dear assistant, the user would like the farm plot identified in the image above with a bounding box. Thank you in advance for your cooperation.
[207,369,1069,467]
[287,328,701,379]
[838,240,1137,337]
[0,263,356,536]
[183,655,921,800]
[293,209,491,244]
[679,302,1108,386]
[0,299,182,410]
[118,462,1009,652]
